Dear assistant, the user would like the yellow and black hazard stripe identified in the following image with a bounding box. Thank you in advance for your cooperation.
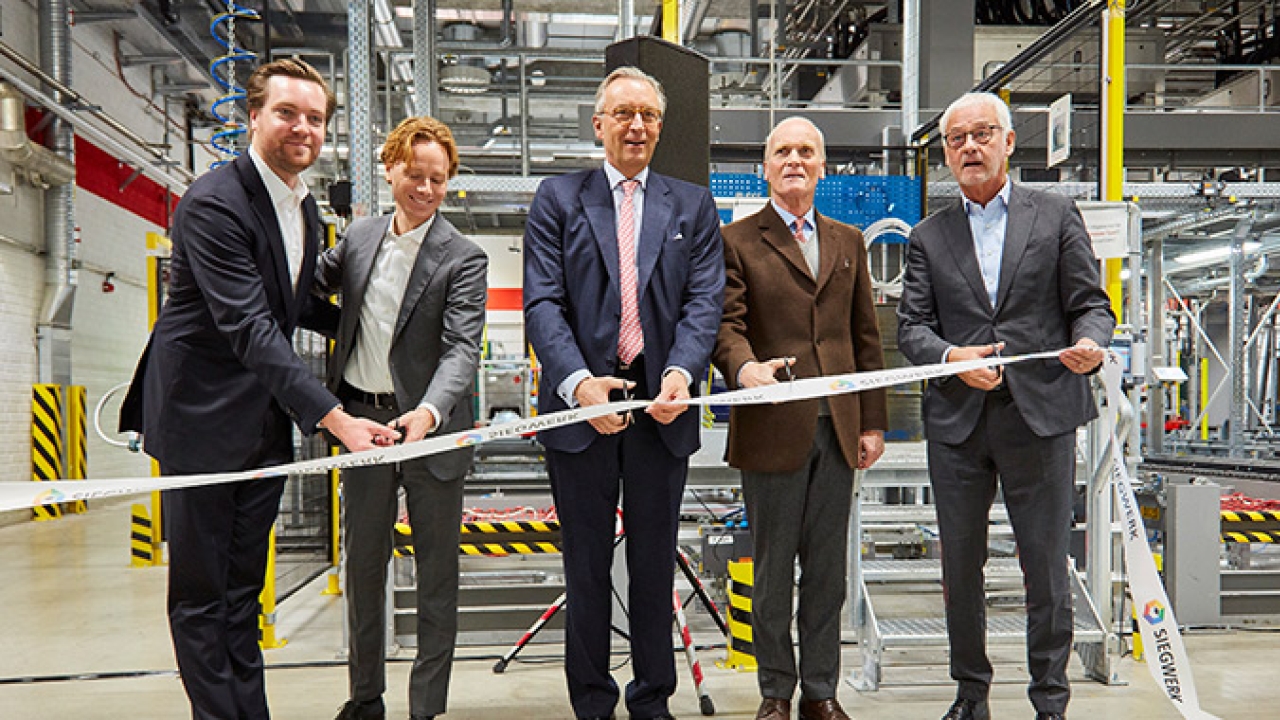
[723,559,756,670]
[31,384,64,521]
[64,385,88,514]
[461,520,561,534]
[1221,510,1280,523]
[460,541,562,556]
[1222,530,1280,544]
[131,503,155,566]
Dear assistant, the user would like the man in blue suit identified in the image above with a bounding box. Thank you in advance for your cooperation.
[523,66,725,720]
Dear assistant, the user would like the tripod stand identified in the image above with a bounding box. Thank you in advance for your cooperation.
[491,536,725,716]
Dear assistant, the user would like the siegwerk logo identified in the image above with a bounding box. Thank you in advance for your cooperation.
[1143,599,1166,626]
[455,432,485,447]
[829,379,858,391]
[35,488,66,505]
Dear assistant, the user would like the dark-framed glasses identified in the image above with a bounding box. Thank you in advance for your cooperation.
[944,124,1002,149]
[601,105,663,126]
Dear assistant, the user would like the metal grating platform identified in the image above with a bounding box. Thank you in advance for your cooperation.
[862,557,1023,582]
[878,614,1106,647]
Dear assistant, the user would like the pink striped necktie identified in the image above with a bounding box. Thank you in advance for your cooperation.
[792,218,807,244]
[617,179,644,364]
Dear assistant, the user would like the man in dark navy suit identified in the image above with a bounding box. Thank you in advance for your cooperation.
[120,59,393,720]
[523,66,725,720]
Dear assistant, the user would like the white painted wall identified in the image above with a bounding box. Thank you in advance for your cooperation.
[0,1,212,505]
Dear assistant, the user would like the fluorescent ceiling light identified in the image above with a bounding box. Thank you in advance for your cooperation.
[1174,241,1260,265]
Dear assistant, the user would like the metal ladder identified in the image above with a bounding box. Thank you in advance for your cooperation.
[849,551,1111,691]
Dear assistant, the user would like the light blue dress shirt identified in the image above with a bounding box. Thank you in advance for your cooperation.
[771,200,819,277]
[942,179,1011,363]
[963,179,1012,310]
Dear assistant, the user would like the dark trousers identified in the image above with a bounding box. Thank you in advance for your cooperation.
[546,370,687,719]
[927,390,1075,714]
[342,399,465,718]
[164,467,288,720]
[741,416,853,702]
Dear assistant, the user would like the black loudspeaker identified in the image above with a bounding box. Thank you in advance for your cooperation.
[328,180,352,218]
[606,37,709,188]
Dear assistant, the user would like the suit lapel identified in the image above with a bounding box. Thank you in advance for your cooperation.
[994,184,1035,315]
[814,213,841,293]
[759,205,814,286]
[636,173,672,302]
[287,196,323,329]
[394,214,452,345]
[347,215,392,324]
[582,169,620,290]
[939,201,994,314]
[238,155,293,316]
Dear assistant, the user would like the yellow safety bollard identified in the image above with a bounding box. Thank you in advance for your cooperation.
[130,503,155,567]
[65,384,88,514]
[31,384,64,521]
[720,559,757,671]
[259,527,288,649]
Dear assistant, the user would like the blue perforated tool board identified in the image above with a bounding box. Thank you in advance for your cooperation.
[711,173,922,243]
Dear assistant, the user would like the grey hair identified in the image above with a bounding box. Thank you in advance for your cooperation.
[940,92,1014,135]
[593,66,667,115]
[764,116,826,162]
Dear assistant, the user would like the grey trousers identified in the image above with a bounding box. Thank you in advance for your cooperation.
[342,400,466,719]
[927,390,1075,714]
[741,416,853,702]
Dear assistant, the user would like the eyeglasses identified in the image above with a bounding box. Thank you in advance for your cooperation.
[600,105,663,126]
[944,124,1002,149]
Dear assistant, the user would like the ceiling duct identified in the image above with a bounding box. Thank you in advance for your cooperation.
[440,23,491,94]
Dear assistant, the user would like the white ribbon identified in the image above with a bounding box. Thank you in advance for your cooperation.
[0,350,1050,513]
[0,346,1221,717]
[1100,355,1221,719]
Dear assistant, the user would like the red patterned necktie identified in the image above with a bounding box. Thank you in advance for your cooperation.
[792,218,807,244]
[617,179,644,364]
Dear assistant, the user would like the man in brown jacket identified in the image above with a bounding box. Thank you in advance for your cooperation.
[713,116,887,720]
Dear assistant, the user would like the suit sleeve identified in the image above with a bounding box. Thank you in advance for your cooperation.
[850,230,888,431]
[180,194,338,433]
[1057,200,1116,347]
[419,241,489,425]
[712,228,753,389]
[664,189,726,380]
[896,225,952,368]
[523,181,593,397]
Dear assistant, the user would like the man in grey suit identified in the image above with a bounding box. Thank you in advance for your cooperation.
[318,116,488,720]
[897,92,1114,720]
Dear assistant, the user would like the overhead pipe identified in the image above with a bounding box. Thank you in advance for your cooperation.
[0,82,75,186]
[0,39,194,188]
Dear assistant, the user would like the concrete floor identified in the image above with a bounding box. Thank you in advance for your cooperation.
[0,498,1267,720]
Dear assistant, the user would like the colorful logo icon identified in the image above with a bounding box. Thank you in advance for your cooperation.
[1143,599,1166,625]
[455,432,485,447]
[829,379,858,391]
[35,487,66,505]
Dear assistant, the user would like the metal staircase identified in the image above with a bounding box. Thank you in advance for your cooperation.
[847,504,1112,691]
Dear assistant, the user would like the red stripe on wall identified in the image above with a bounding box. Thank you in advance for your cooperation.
[74,136,180,229]
[486,288,523,311]
[26,106,181,230]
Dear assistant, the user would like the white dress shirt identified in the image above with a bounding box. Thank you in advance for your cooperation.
[248,146,309,290]
[343,213,442,427]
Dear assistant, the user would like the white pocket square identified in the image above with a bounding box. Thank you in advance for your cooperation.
[672,232,684,241]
